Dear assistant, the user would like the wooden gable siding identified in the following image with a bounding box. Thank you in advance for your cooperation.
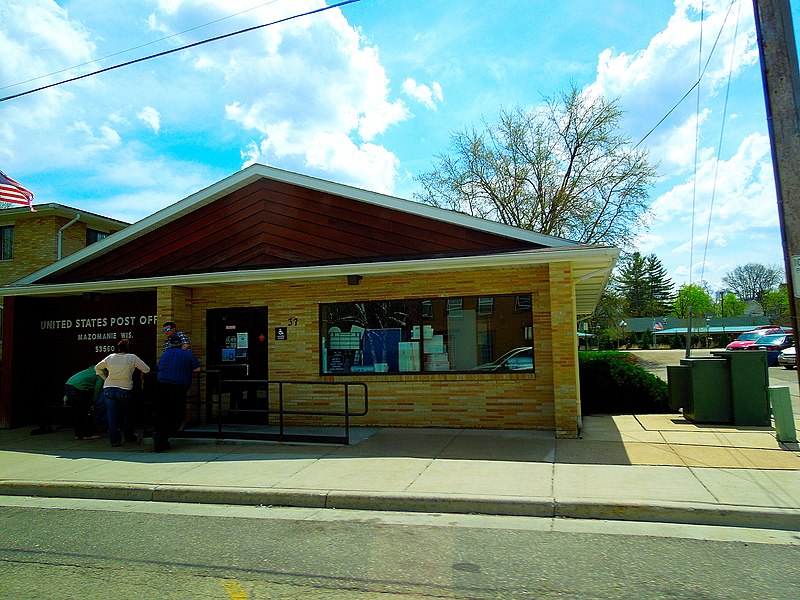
[44,178,540,283]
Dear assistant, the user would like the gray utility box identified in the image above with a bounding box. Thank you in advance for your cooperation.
[711,350,770,427]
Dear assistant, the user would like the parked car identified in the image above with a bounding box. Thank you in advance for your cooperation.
[778,346,796,369]
[746,333,794,366]
[476,347,533,371]
[725,328,784,350]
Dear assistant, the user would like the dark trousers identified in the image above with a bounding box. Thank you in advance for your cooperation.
[154,382,188,450]
[65,384,96,439]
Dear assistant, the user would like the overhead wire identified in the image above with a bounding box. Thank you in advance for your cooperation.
[0,0,363,103]
[689,1,705,287]
[633,0,739,151]
[0,0,285,93]
[700,0,742,284]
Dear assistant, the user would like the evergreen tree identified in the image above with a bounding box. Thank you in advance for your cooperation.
[616,252,674,317]
[644,254,674,314]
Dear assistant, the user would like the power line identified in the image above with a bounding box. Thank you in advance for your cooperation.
[0,0,363,104]
[634,0,739,150]
[700,0,743,284]
[0,0,285,93]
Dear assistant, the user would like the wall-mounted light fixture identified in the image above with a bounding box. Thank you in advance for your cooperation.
[347,274,363,286]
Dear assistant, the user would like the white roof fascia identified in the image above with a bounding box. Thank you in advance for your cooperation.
[14,164,578,286]
[1,246,619,315]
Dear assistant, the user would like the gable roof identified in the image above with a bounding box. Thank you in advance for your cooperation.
[16,164,577,285]
[4,164,618,315]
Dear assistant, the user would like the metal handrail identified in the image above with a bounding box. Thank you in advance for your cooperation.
[174,370,368,444]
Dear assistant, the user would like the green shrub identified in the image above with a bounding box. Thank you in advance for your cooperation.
[578,351,672,414]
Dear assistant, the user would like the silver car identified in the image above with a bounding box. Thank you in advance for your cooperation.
[778,346,796,369]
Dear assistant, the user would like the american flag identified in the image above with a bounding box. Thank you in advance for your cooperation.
[0,169,35,211]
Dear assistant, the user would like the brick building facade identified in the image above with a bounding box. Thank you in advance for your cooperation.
[0,166,617,437]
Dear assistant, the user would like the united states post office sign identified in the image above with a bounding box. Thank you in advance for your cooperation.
[16,291,158,367]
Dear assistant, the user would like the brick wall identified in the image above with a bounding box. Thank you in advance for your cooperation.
[0,216,96,286]
[157,264,582,434]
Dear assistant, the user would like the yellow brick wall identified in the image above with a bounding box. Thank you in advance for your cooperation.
[0,217,59,285]
[157,264,582,433]
[0,216,100,286]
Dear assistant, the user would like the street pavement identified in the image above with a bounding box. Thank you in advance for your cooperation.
[2,415,799,531]
[1,348,799,531]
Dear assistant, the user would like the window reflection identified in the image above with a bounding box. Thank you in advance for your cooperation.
[321,295,533,374]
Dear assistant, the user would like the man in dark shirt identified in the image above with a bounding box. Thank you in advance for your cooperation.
[154,338,200,452]
[162,321,191,353]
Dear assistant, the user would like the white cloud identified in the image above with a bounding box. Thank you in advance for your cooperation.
[240,133,400,195]
[175,1,412,188]
[137,106,161,133]
[69,121,122,151]
[1,0,416,213]
[401,77,444,110]
[587,0,758,140]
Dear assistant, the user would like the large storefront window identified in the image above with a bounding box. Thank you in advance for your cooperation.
[321,295,533,374]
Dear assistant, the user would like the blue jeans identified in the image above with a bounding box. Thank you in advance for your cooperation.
[102,387,131,446]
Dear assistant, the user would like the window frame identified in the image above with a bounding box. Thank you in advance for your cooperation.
[86,228,109,245]
[0,225,13,261]
[319,293,534,376]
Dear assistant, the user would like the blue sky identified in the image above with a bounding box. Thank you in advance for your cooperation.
[1,0,797,292]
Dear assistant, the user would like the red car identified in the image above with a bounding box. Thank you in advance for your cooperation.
[725,327,784,350]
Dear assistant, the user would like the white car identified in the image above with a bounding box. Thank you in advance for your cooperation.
[778,346,796,369]
[476,347,533,371]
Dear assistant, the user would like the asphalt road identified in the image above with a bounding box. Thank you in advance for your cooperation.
[1,498,799,599]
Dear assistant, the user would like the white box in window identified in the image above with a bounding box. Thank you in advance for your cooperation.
[398,341,421,371]
[425,334,445,354]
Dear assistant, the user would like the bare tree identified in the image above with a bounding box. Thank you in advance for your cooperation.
[414,84,657,248]
[721,263,783,303]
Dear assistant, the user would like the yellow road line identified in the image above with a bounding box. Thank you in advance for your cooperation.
[221,579,249,599]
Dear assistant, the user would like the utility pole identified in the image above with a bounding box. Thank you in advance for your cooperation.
[752,0,800,389]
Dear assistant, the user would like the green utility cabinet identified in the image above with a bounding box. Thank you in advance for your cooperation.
[712,350,771,426]
[677,357,732,423]
[667,365,690,411]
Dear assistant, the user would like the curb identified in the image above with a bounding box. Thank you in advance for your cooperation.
[2,480,799,531]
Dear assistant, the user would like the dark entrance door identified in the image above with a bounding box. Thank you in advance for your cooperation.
[206,306,269,424]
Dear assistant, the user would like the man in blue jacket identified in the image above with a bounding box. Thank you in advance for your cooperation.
[154,338,201,452]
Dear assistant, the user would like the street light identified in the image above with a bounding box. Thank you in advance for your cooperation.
[619,320,627,350]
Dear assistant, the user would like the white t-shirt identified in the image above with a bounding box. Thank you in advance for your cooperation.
[95,353,150,390]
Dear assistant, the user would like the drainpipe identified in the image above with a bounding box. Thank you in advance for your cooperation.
[57,213,81,260]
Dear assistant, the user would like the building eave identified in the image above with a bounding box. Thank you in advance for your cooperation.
[0,246,619,316]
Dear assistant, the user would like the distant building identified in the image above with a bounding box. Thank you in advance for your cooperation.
[0,203,128,286]
[0,204,128,360]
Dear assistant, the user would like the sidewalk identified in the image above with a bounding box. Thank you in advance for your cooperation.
[2,414,799,531]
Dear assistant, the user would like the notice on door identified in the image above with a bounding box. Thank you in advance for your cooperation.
[237,332,249,349]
